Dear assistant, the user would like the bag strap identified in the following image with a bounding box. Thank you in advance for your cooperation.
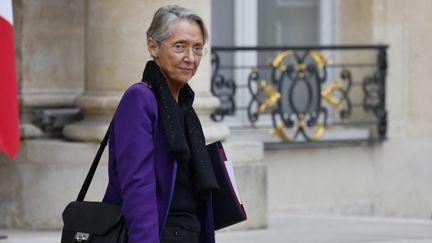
[76,82,157,201]
[76,125,110,201]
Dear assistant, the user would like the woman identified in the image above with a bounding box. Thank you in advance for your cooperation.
[103,5,219,243]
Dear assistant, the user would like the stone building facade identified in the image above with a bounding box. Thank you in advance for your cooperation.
[1,0,432,231]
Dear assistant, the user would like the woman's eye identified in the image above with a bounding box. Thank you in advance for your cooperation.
[194,46,204,51]
[173,44,186,51]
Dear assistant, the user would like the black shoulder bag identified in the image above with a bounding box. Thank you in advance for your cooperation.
[61,127,128,243]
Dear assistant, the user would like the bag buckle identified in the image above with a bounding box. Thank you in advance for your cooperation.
[75,232,90,242]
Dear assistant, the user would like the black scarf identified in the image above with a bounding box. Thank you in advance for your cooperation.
[141,61,219,194]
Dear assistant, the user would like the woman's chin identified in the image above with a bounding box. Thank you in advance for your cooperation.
[179,74,194,84]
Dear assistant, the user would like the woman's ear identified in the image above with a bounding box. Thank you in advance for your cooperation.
[147,38,159,58]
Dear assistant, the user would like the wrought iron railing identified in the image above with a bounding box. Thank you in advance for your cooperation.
[211,45,388,144]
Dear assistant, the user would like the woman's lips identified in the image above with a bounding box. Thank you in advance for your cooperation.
[179,67,194,74]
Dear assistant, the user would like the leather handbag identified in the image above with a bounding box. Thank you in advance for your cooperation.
[61,127,128,243]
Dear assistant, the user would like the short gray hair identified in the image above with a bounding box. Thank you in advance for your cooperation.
[146,5,208,43]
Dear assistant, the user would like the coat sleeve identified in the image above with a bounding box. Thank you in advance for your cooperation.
[113,85,160,243]
[199,191,216,243]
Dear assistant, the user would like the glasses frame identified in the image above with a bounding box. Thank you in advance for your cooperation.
[155,39,208,57]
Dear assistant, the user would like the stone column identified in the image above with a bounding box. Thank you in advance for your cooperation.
[63,0,229,142]
[1,0,88,229]
[14,0,85,138]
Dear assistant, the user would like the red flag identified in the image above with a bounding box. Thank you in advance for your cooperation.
[0,0,20,159]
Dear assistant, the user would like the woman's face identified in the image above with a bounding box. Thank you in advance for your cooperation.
[148,20,204,88]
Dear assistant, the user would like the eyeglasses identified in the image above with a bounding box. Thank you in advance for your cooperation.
[156,39,208,57]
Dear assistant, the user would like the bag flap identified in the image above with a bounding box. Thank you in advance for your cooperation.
[62,201,123,235]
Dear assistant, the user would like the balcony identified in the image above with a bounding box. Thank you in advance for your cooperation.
[210,45,388,147]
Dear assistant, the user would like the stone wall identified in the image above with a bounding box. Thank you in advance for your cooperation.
[267,0,432,219]
[372,0,432,217]
[0,141,108,229]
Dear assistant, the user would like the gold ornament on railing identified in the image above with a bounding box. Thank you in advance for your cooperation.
[309,50,332,70]
[309,123,326,141]
[266,50,334,142]
[270,123,290,142]
[269,50,294,71]
[321,79,344,110]
[296,63,306,79]
[258,80,281,113]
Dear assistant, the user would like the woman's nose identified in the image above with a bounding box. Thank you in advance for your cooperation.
[183,48,195,62]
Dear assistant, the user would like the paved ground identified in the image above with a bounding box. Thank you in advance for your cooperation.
[1,213,432,243]
[217,214,432,243]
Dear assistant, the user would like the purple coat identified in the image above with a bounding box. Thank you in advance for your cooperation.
[103,83,216,243]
